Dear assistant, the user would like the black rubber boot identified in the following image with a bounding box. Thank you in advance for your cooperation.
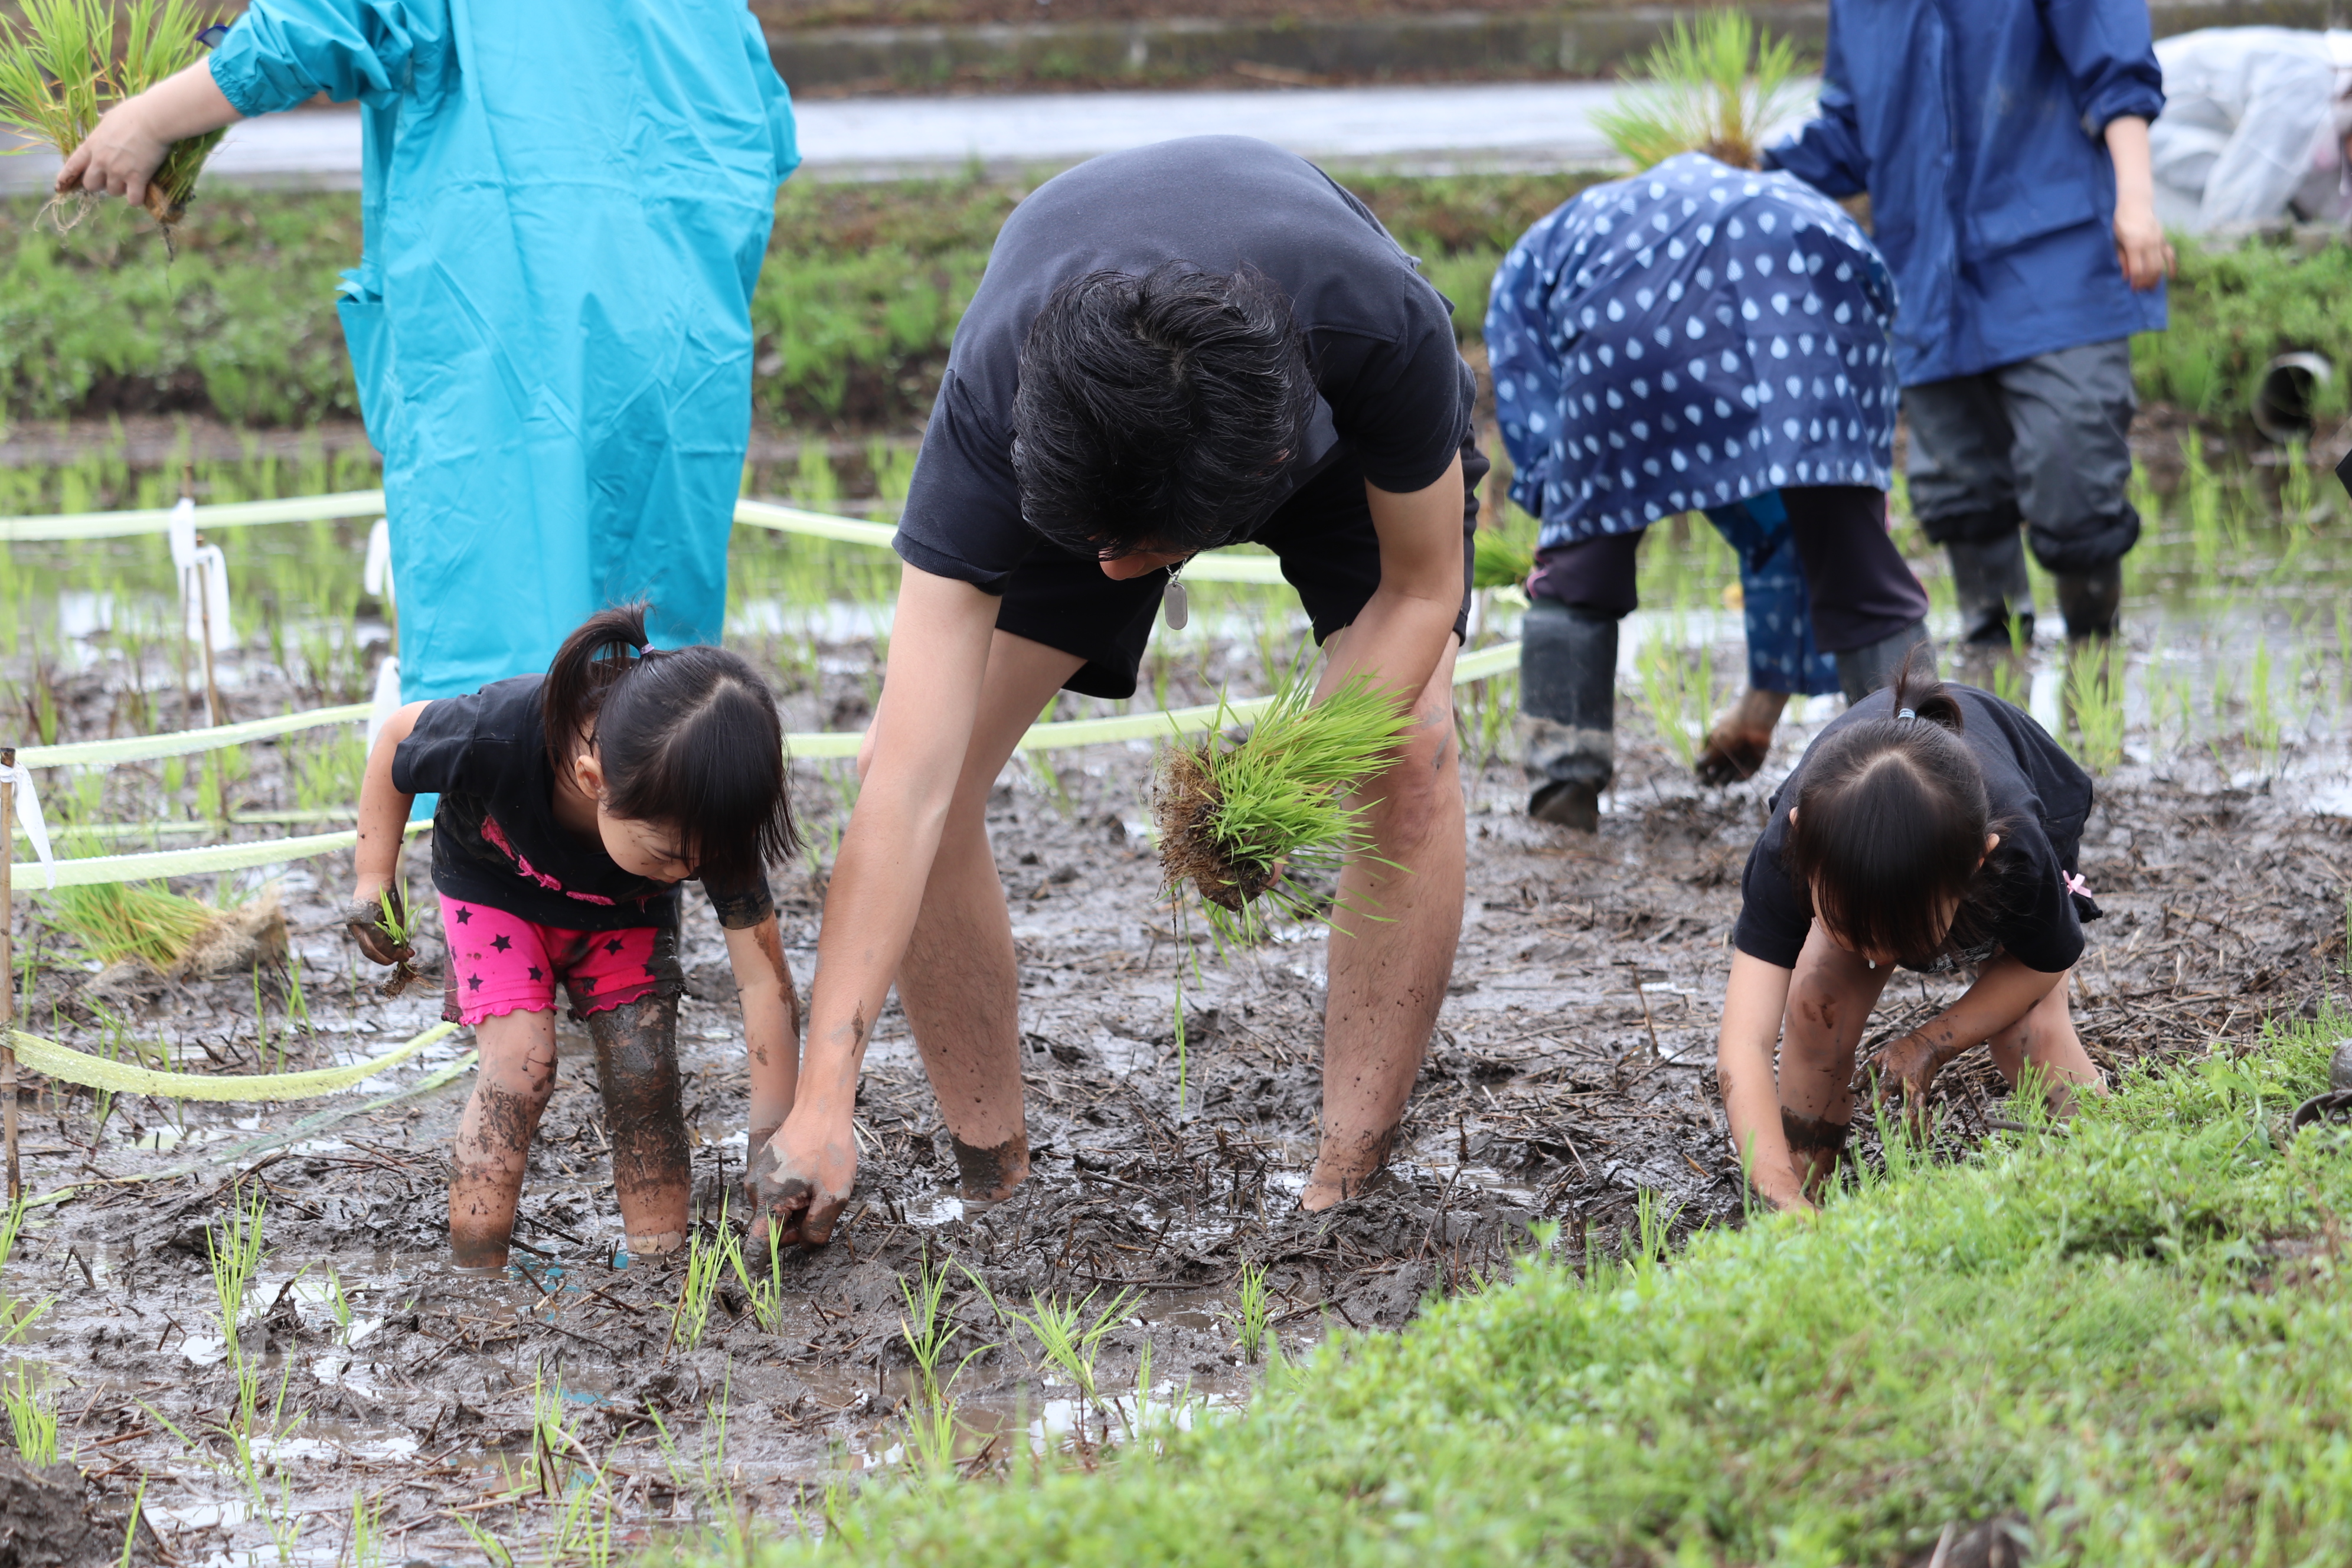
[1834,618,1935,704]
[1945,534,2036,647]
[2054,561,2123,641]
[1518,599,1617,831]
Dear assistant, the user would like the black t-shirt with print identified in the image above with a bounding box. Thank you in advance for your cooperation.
[1733,685,2096,976]
[392,676,774,933]
[893,134,1476,592]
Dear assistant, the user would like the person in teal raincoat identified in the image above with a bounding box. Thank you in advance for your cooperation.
[58,0,801,699]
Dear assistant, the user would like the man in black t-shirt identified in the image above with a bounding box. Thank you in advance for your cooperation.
[756,136,1483,1240]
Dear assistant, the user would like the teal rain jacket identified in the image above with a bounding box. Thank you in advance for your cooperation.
[210,1,799,698]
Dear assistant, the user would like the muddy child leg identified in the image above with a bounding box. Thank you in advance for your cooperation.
[586,994,691,1255]
[1778,925,1895,1194]
[449,1011,560,1270]
[1984,973,2105,1116]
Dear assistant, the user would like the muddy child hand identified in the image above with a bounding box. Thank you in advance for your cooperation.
[342,890,415,968]
[1865,1032,1948,1128]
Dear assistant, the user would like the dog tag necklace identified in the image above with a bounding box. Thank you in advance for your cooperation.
[1162,564,1190,630]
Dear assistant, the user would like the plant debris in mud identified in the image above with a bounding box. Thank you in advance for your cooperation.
[1152,673,1410,925]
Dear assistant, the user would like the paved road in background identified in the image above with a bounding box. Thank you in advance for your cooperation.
[4,80,1817,193]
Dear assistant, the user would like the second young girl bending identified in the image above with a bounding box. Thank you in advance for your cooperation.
[348,607,801,1269]
[1716,668,2104,1211]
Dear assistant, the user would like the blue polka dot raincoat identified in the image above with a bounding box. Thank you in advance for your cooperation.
[1487,154,1899,548]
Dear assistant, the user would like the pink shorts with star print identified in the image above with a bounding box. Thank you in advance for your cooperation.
[438,897,667,1025]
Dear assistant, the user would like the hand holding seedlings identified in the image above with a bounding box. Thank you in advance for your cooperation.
[1,0,240,235]
[1152,672,1414,925]
[342,887,419,997]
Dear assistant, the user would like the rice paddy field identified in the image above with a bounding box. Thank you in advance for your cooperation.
[0,179,2347,1566]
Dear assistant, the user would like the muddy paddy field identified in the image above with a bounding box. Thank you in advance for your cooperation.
[0,434,2346,1564]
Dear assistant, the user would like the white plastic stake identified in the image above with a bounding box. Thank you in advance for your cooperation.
[0,763,55,890]
[363,518,393,598]
[366,655,403,750]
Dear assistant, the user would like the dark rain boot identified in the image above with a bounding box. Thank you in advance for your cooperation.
[2054,561,2123,642]
[1834,618,1935,704]
[1945,533,2036,648]
[1519,599,1617,832]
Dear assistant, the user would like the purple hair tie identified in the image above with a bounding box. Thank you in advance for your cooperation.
[639,644,654,656]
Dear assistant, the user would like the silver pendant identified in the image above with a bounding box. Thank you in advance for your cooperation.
[1162,577,1189,630]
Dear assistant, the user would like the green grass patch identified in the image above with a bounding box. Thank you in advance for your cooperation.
[708,1011,2352,1565]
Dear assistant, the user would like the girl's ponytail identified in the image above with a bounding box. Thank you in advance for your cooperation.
[1884,647,1966,734]
[541,606,655,778]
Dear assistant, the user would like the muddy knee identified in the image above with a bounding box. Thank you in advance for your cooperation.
[1781,1108,1851,1193]
[949,1131,1031,1204]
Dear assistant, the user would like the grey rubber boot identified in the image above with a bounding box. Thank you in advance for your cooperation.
[1835,618,1935,704]
[2054,561,2123,641]
[1518,599,1617,831]
[1946,534,2036,647]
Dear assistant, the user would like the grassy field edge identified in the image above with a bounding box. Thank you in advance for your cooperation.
[684,1004,2352,1566]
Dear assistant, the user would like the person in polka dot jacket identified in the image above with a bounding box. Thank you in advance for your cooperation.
[1488,152,1934,829]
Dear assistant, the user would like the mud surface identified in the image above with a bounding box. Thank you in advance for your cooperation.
[0,602,2343,1563]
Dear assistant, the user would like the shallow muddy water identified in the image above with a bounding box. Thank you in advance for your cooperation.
[0,432,2346,1562]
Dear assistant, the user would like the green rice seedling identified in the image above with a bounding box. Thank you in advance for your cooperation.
[1590,9,1811,171]
[792,444,841,512]
[2,1361,57,1465]
[1007,1285,1138,1415]
[1471,527,1533,590]
[527,1368,596,1499]
[1636,629,1710,770]
[723,1220,789,1333]
[2183,437,2223,582]
[1151,672,1412,929]
[669,1214,732,1351]
[1227,1260,1274,1365]
[345,1489,384,1568]
[2063,642,2126,775]
[48,880,220,971]
[0,0,232,236]
[450,1514,514,1568]
[206,1184,266,1365]
[2248,638,2281,769]
[117,1473,146,1568]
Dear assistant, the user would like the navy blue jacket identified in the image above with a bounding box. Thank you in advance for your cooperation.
[1765,0,2167,385]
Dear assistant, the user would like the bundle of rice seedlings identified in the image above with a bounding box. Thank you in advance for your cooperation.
[0,0,231,236]
[48,880,221,971]
[1472,527,1534,591]
[1152,674,1413,926]
[1589,9,1810,172]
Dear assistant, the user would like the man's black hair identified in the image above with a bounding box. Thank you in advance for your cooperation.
[1011,262,1318,558]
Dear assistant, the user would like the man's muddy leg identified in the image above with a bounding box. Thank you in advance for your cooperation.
[449,1010,560,1270]
[1306,641,1465,1210]
[892,632,1082,1203]
[1779,925,1894,1195]
[586,994,691,1255]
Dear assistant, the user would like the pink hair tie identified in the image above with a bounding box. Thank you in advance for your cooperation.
[2063,871,2090,899]
[639,644,654,656]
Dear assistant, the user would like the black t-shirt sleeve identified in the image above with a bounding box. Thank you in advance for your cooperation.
[894,370,1031,592]
[704,876,776,932]
[1732,810,1812,969]
[1315,310,1475,496]
[390,692,485,796]
[1992,824,2086,975]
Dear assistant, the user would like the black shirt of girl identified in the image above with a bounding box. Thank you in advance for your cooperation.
[393,676,775,933]
[1733,685,2096,976]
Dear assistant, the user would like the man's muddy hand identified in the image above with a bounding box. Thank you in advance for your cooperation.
[341,890,414,968]
[748,1118,856,1246]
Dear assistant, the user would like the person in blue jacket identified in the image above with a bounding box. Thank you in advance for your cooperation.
[58,0,802,701]
[1488,152,1933,828]
[1763,0,2172,648]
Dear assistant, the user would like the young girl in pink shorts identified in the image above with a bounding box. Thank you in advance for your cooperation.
[346,606,801,1271]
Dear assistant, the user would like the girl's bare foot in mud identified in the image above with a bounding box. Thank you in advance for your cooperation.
[1694,688,1789,786]
[587,994,691,1250]
[1301,1123,1400,1211]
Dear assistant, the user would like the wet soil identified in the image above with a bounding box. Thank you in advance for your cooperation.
[0,620,2345,1564]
